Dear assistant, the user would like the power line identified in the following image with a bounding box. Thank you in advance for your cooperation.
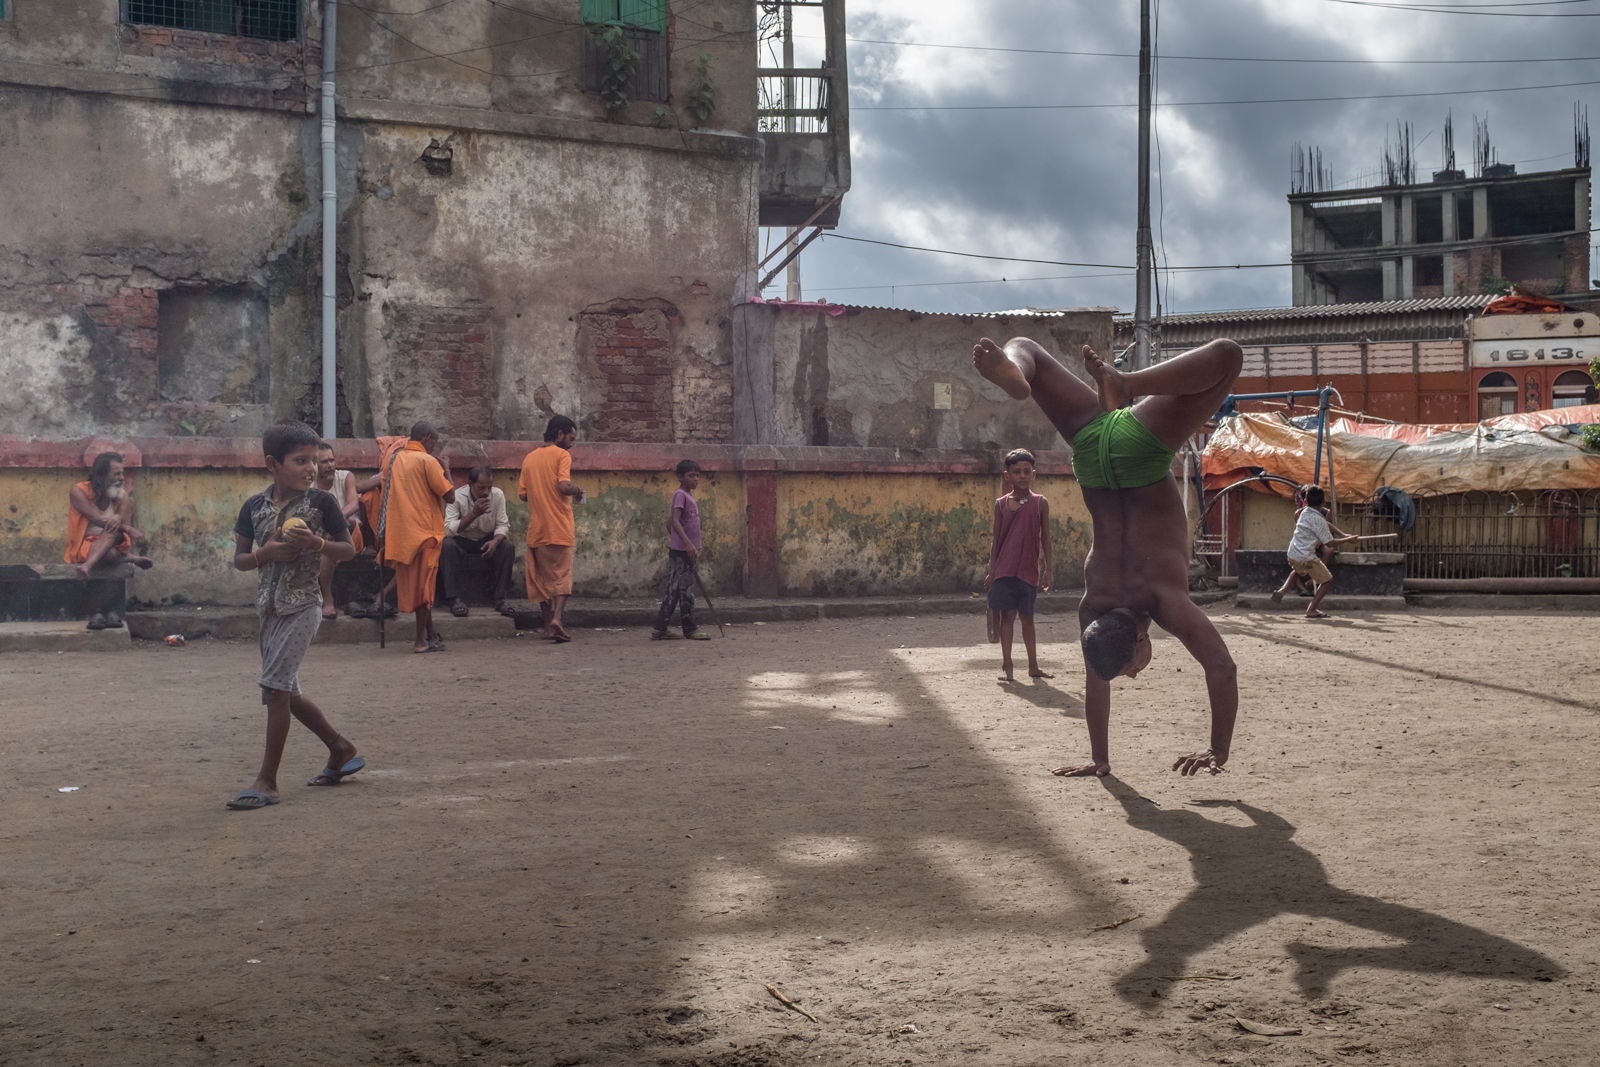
[855,76,1600,111]
[1316,0,1600,13]
[842,36,1600,66]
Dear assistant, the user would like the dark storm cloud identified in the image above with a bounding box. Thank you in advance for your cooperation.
[786,0,1598,320]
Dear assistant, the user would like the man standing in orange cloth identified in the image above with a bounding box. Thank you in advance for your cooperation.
[381,422,455,653]
[519,415,585,643]
[352,434,408,618]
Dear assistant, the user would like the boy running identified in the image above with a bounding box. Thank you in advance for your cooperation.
[227,420,363,810]
[652,460,711,640]
[1271,485,1358,618]
[986,448,1054,681]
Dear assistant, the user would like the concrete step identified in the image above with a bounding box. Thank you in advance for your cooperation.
[0,620,134,653]
[126,608,516,644]
[1233,593,1409,613]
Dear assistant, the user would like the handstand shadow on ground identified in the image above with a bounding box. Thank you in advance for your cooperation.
[1100,778,1563,1003]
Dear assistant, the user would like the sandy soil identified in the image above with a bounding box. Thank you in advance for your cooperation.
[1,608,1596,1067]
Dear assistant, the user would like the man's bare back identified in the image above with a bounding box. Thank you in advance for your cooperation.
[971,336,1241,778]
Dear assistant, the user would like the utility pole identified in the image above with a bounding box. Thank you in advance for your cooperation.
[782,1,802,301]
[1133,0,1153,370]
[320,0,339,437]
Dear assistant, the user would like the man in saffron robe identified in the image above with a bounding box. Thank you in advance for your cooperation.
[380,422,455,653]
[67,451,154,580]
[352,434,408,618]
[519,415,585,643]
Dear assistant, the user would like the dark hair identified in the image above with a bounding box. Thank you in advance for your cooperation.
[468,465,495,485]
[262,420,322,462]
[89,452,122,501]
[1082,611,1139,681]
[544,415,577,442]
[1004,448,1036,470]
[1303,485,1326,508]
[317,440,335,453]
[410,420,438,441]
[675,459,702,477]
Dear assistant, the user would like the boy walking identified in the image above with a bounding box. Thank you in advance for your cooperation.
[652,460,711,641]
[986,448,1054,681]
[1271,485,1358,618]
[227,420,363,810]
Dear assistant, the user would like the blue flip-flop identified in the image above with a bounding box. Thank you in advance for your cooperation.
[307,756,366,787]
[226,789,280,810]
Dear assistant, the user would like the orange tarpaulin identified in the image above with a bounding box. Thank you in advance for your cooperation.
[1479,288,1572,316]
[1203,405,1600,499]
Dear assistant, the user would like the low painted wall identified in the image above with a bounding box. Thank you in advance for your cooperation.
[0,437,1091,606]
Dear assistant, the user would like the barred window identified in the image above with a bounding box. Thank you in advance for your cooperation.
[121,1,301,42]
[580,0,669,104]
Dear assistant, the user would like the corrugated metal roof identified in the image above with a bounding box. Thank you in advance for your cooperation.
[1112,296,1490,327]
[1113,296,1491,347]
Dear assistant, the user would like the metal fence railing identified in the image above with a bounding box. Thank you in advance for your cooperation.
[122,0,300,42]
[758,72,832,133]
[1341,488,1600,579]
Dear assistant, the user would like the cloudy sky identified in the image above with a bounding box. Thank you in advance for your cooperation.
[761,0,1599,317]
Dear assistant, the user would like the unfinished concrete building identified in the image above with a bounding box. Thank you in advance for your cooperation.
[1290,166,1592,306]
[0,0,851,442]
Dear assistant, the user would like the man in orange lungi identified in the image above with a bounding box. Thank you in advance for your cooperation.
[66,451,154,629]
[519,415,586,643]
[380,422,455,653]
[352,434,408,618]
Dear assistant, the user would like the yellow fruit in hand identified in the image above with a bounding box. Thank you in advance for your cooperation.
[281,517,309,533]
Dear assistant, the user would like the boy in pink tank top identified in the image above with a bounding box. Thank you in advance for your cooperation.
[986,448,1054,682]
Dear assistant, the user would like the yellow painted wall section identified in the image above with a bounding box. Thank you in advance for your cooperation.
[566,470,746,598]
[1240,492,1301,551]
[776,473,1092,597]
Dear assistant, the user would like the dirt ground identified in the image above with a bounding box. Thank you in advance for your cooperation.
[2,607,1597,1067]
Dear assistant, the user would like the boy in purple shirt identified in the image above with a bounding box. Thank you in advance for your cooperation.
[652,460,711,640]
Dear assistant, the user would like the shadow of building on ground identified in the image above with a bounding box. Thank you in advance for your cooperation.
[1100,777,1564,1003]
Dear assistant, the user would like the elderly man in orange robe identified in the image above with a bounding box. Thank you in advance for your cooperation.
[380,422,455,653]
[352,433,408,618]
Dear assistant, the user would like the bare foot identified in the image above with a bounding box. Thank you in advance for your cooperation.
[999,663,1014,682]
[1081,345,1131,412]
[1053,761,1111,777]
[413,640,430,654]
[130,555,154,570]
[973,337,1032,400]
[322,595,338,620]
[1029,669,1055,679]
[550,623,572,643]
[74,563,91,580]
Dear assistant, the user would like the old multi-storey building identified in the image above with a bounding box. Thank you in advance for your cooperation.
[0,1,849,441]
[1289,165,1591,306]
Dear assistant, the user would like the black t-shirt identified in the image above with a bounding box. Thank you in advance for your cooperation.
[234,487,349,616]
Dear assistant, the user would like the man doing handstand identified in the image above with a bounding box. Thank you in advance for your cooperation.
[972,335,1242,777]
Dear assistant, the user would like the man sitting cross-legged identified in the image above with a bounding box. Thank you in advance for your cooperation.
[972,335,1242,778]
[66,452,155,628]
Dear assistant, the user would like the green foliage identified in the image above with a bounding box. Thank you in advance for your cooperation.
[590,22,638,115]
[1581,424,1600,452]
[1479,275,1513,297]
[683,53,717,122]
[652,105,670,128]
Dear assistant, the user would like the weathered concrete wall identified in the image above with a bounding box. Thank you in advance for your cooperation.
[0,438,1091,605]
[734,304,1115,452]
[0,2,760,442]
[776,471,1092,597]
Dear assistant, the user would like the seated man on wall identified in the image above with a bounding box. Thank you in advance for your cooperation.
[441,465,515,618]
[67,451,154,585]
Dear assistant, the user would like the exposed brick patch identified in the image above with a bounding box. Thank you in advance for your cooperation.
[119,23,316,73]
[579,302,682,443]
[673,359,732,443]
[386,305,495,438]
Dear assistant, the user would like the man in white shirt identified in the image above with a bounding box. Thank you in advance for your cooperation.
[441,465,514,617]
[1271,486,1357,618]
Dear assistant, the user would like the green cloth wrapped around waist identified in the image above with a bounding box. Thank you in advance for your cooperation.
[1070,408,1177,489]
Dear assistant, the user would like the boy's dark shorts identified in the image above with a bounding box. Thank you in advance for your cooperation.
[987,576,1039,617]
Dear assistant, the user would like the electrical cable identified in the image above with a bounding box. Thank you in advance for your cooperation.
[855,76,1600,111]
[1316,0,1600,13]
[840,36,1600,66]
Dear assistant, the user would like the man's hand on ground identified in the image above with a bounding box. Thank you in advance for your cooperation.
[1172,748,1227,776]
[1052,761,1111,778]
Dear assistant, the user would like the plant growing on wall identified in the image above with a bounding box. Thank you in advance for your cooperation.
[1479,275,1513,297]
[684,53,716,122]
[590,22,639,115]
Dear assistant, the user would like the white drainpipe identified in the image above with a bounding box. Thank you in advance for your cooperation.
[320,0,339,438]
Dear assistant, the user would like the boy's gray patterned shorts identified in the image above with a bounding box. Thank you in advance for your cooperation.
[258,605,321,703]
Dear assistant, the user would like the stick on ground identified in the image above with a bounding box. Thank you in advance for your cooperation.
[765,983,817,1023]
[1091,913,1143,931]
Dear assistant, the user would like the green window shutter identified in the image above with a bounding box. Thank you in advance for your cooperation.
[618,0,666,32]
[580,0,620,24]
